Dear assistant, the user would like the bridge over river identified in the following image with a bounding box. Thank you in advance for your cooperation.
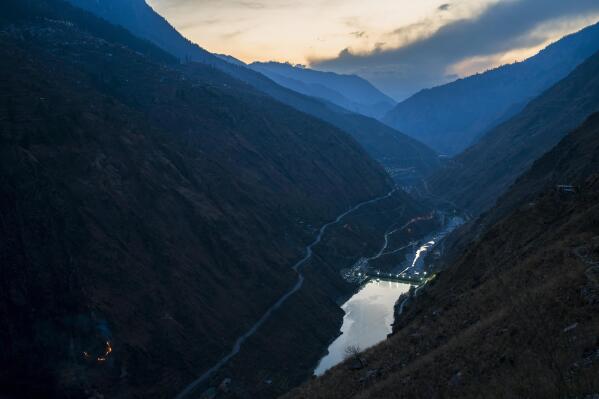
[364,270,432,285]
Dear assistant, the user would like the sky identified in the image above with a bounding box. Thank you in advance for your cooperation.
[147,0,599,100]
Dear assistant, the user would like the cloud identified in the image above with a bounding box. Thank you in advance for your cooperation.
[350,31,366,38]
[221,30,245,39]
[154,0,293,10]
[237,1,266,9]
[311,0,599,100]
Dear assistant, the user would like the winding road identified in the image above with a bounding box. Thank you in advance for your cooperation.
[366,212,435,264]
[175,188,398,399]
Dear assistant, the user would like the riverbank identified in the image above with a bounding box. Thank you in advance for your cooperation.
[311,210,465,378]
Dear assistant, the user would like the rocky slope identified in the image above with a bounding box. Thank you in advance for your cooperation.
[383,21,599,155]
[427,49,599,215]
[0,1,426,398]
[284,114,599,399]
[65,0,440,183]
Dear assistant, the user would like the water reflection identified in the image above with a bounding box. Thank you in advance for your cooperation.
[314,279,410,376]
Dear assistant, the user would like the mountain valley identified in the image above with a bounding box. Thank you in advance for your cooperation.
[2,1,599,399]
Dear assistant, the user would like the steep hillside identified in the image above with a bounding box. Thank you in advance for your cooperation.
[250,62,396,119]
[0,1,424,398]
[285,110,599,399]
[427,49,599,215]
[480,112,599,229]
[65,0,440,182]
[441,112,599,270]
[66,0,239,64]
[384,21,599,155]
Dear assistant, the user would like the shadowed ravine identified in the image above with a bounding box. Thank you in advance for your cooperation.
[175,188,399,399]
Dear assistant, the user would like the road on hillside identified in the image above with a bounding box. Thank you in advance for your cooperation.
[175,187,399,399]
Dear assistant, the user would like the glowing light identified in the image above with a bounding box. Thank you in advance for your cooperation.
[83,341,113,363]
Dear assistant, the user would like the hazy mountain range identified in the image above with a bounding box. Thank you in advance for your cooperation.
[65,0,438,183]
[428,48,599,214]
[384,21,599,155]
[249,62,396,119]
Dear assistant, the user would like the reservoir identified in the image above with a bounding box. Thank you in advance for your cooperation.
[314,279,411,376]
[314,213,464,376]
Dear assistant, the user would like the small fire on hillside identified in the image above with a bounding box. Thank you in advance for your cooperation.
[83,341,113,363]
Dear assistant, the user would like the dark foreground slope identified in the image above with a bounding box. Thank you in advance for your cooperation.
[383,21,599,155]
[0,1,423,398]
[284,116,599,399]
[65,0,440,182]
[427,49,599,215]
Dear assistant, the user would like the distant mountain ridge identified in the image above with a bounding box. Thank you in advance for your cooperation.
[427,48,599,214]
[250,62,396,119]
[68,0,396,119]
[384,21,599,155]
[65,0,440,182]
